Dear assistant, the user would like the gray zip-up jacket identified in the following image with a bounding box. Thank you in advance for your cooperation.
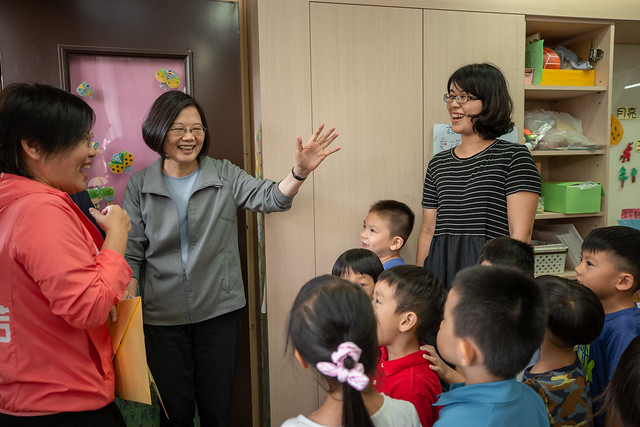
[123,156,294,325]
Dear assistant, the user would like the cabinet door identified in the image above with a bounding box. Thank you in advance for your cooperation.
[423,10,525,162]
[310,3,424,272]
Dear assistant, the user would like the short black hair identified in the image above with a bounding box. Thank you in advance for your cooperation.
[142,91,210,159]
[378,265,446,340]
[603,335,640,427]
[451,265,547,378]
[478,237,535,277]
[447,63,514,140]
[332,248,384,283]
[535,275,604,348]
[0,83,95,176]
[368,200,415,248]
[582,226,640,291]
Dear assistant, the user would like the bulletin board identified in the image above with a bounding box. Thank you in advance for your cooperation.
[608,44,640,226]
[59,46,193,208]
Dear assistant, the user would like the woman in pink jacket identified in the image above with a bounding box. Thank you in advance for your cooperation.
[0,83,132,426]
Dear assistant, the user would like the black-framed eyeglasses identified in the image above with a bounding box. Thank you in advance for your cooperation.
[168,125,206,137]
[443,93,479,104]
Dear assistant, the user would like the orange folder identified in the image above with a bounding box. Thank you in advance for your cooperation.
[108,297,169,418]
[108,297,151,404]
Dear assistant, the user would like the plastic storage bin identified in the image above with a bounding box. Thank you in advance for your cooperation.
[533,241,568,276]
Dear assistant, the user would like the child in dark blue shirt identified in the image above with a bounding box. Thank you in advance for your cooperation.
[576,226,640,427]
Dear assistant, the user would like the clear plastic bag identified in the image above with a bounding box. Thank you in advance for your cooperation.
[524,109,603,150]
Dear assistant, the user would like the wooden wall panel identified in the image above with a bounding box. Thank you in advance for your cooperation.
[258,0,318,423]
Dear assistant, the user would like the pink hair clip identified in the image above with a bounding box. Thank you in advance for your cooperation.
[315,341,370,391]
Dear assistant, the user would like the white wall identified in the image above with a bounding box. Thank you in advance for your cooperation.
[608,44,640,224]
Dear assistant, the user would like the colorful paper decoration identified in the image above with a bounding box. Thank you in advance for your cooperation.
[620,166,628,188]
[76,82,94,98]
[620,142,633,163]
[109,151,134,174]
[155,68,181,90]
[611,114,623,145]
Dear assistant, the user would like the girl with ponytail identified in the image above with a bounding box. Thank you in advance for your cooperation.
[281,275,421,427]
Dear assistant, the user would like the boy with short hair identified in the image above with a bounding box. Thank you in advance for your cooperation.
[372,265,446,427]
[523,275,604,427]
[575,225,640,427]
[433,265,548,427]
[477,236,535,277]
[331,248,383,299]
[361,200,415,269]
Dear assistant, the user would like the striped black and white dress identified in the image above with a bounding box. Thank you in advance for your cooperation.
[422,140,541,289]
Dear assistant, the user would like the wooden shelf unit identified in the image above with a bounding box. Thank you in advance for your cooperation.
[526,17,613,239]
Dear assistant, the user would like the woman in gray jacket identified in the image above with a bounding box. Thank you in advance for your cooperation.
[123,91,339,427]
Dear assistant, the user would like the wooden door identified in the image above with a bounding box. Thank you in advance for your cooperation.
[0,1,256,425]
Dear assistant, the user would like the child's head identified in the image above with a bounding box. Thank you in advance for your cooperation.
[446,63,513,140]
[287,275,377,426]
[361,200,415,259]
[438,265,547,379]
[478,236,535,277]
[372,265,446,347]
[576,226,640,302]
[535,275,604,348]
[603,335,640,427]
[332,248,384,298]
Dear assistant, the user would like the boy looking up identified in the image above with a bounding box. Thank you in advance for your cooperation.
[361,200,415,269]
[576,226,640,427]
[433,265,548,427]
[372,265,446,427]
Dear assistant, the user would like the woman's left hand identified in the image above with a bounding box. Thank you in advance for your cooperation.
[292,124,340,178]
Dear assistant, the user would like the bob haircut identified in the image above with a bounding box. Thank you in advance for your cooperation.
[451,265,547,379]
[447,63,514,140]
[142,91,210,159]
[582,225,640,291]
[332,248,384,283]
[478,236,535,278]
[0,83,95,177]
[378,265,446,341]
[287,275,378,427]
[603,335,640,427]
[535,275,604,348]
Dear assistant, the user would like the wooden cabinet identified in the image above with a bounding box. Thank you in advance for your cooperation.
[258,3,621,424]
[525,18,614,237]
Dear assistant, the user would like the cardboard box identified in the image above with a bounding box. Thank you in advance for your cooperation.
[541,181,603,214]
[540,69,595,86]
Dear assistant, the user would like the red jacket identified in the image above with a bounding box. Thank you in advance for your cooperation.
[0,173,131,415]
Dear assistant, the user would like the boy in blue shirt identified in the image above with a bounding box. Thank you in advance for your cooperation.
[360,200,414,269]
[433,265,548,427]
[576,226,640,427]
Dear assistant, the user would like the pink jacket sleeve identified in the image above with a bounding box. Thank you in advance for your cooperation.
[14,198,131,329]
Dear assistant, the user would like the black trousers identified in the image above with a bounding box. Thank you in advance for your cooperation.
[0,402,125,427]
[144,309,242,427]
